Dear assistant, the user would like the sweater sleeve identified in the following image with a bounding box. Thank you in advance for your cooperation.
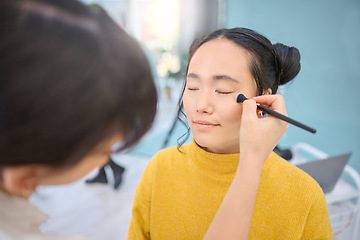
[128,157,156,240]
[301,191,333,240]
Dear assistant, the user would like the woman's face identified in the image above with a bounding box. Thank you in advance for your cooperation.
[183,38,257,154]
[0,133,123,198]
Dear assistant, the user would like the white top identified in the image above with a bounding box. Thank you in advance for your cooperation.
[0,191,89,240]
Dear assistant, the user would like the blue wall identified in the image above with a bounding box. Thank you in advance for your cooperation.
[226,0,360,171]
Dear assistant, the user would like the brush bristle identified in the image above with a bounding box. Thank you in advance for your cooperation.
[236,94,247,103]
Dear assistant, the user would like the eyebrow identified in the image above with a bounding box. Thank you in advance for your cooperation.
[187,73,239,83]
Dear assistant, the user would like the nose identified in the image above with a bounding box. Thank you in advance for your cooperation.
[196,90,214,114]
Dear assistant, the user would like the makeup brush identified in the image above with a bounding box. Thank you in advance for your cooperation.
[236,94,316,134]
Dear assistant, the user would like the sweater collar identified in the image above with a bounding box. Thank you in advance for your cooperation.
[189,140,240,180]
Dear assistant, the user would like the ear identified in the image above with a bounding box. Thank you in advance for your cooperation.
[257,88,273,118]
[1,165,43,198]
[263,88,272,95]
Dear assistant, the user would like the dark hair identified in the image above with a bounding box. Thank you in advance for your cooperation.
[0,0,157,167]
[177,27,301,146]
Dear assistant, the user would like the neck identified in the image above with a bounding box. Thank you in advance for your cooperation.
[199,142,240,154]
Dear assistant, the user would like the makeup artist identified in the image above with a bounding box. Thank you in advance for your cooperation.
[0,0,157,239]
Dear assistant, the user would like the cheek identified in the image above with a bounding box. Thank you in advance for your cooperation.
[81,154,109,172]
[41,155,110,186]
[182,92,193,115]
[70,154,110,183]
[220,103,243,126]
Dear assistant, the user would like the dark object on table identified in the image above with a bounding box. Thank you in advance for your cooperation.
[86,157,125,189]
[274,146,293,161]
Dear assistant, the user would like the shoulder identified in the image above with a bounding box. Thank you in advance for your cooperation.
[265,152,317,182]
[256,153,332,238]
[263,152,324,198]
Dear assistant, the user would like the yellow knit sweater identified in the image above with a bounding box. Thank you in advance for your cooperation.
[128,141,333,239]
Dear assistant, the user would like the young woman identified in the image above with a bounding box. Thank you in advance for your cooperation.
[129,28,333,239]
[0,0,157,239]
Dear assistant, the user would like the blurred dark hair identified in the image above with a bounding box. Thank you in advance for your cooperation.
[0,0,157,167]
[177,27,301,147]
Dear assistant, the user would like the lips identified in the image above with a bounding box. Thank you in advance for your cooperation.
[193,120,220,129]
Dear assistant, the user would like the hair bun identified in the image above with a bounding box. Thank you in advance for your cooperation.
[273,43,301,85]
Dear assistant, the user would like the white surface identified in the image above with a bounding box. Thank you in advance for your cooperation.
[30,153,149,240]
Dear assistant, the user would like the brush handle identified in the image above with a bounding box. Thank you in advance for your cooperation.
[257,104,316,134]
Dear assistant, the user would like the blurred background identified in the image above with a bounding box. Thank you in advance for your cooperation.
[80,0,360,175]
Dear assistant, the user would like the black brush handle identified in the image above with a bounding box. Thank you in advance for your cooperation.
[256,104,316,133]
[236,94,316,134]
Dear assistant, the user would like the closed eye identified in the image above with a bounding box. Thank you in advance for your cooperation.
[187,87,199,91]
[215,90,233,94]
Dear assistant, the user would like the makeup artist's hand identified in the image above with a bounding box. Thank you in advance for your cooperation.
[204,94,289,240]
[239,94,288,168]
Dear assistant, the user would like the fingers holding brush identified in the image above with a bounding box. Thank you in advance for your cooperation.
[238,94,289,163]
[253,94,288,117]
[237,93,316,134]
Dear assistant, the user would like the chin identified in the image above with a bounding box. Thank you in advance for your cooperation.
[193,136,211,148]
[193,139,220,153]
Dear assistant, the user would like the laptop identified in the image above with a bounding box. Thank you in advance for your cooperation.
[295,152,352,193]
